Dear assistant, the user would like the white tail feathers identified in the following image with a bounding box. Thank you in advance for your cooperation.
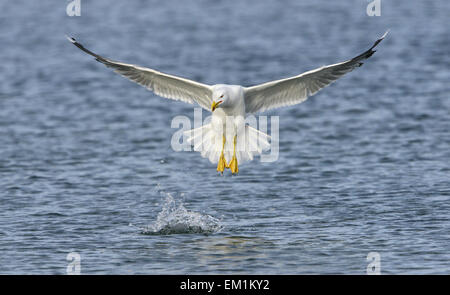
[184,124,270,165]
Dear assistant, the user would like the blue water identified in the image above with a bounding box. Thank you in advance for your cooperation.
[0,0,449,274]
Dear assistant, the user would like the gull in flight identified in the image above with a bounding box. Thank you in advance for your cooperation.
[68,31,387,174]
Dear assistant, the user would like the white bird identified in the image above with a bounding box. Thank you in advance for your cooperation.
[68,31,387,174]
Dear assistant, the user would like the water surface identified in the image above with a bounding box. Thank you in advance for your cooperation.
[0,0,449,274]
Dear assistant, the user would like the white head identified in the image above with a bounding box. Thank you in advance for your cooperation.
[211,86,232,112]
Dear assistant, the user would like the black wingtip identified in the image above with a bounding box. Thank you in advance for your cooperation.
[352,30,388,63]
[370,30,389,50]
[66,36,115,67]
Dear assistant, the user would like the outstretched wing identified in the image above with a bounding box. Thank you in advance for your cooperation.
[244,31,388,114]
[67,37,213,111]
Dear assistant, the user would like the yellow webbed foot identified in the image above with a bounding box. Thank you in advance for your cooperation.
[228,156,238,175]
[217,135,228,174]
[217,153,227,173]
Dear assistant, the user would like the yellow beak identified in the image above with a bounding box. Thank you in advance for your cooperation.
[211,100,222,112]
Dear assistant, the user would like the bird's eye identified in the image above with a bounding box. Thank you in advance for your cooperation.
[220,95,224,98]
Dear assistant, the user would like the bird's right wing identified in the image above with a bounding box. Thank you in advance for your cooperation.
[244,31,388,114]
[67,37,213,111]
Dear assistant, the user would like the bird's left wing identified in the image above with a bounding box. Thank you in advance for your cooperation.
[67,37,213,111]
[243,31,388,114]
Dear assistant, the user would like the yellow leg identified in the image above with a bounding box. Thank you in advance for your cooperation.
[217,135,227,173]
[228,135,238,174]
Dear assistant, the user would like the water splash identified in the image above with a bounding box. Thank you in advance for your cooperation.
[141,191,222,235]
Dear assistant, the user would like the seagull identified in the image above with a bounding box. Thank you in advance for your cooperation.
[68,31,387,174]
